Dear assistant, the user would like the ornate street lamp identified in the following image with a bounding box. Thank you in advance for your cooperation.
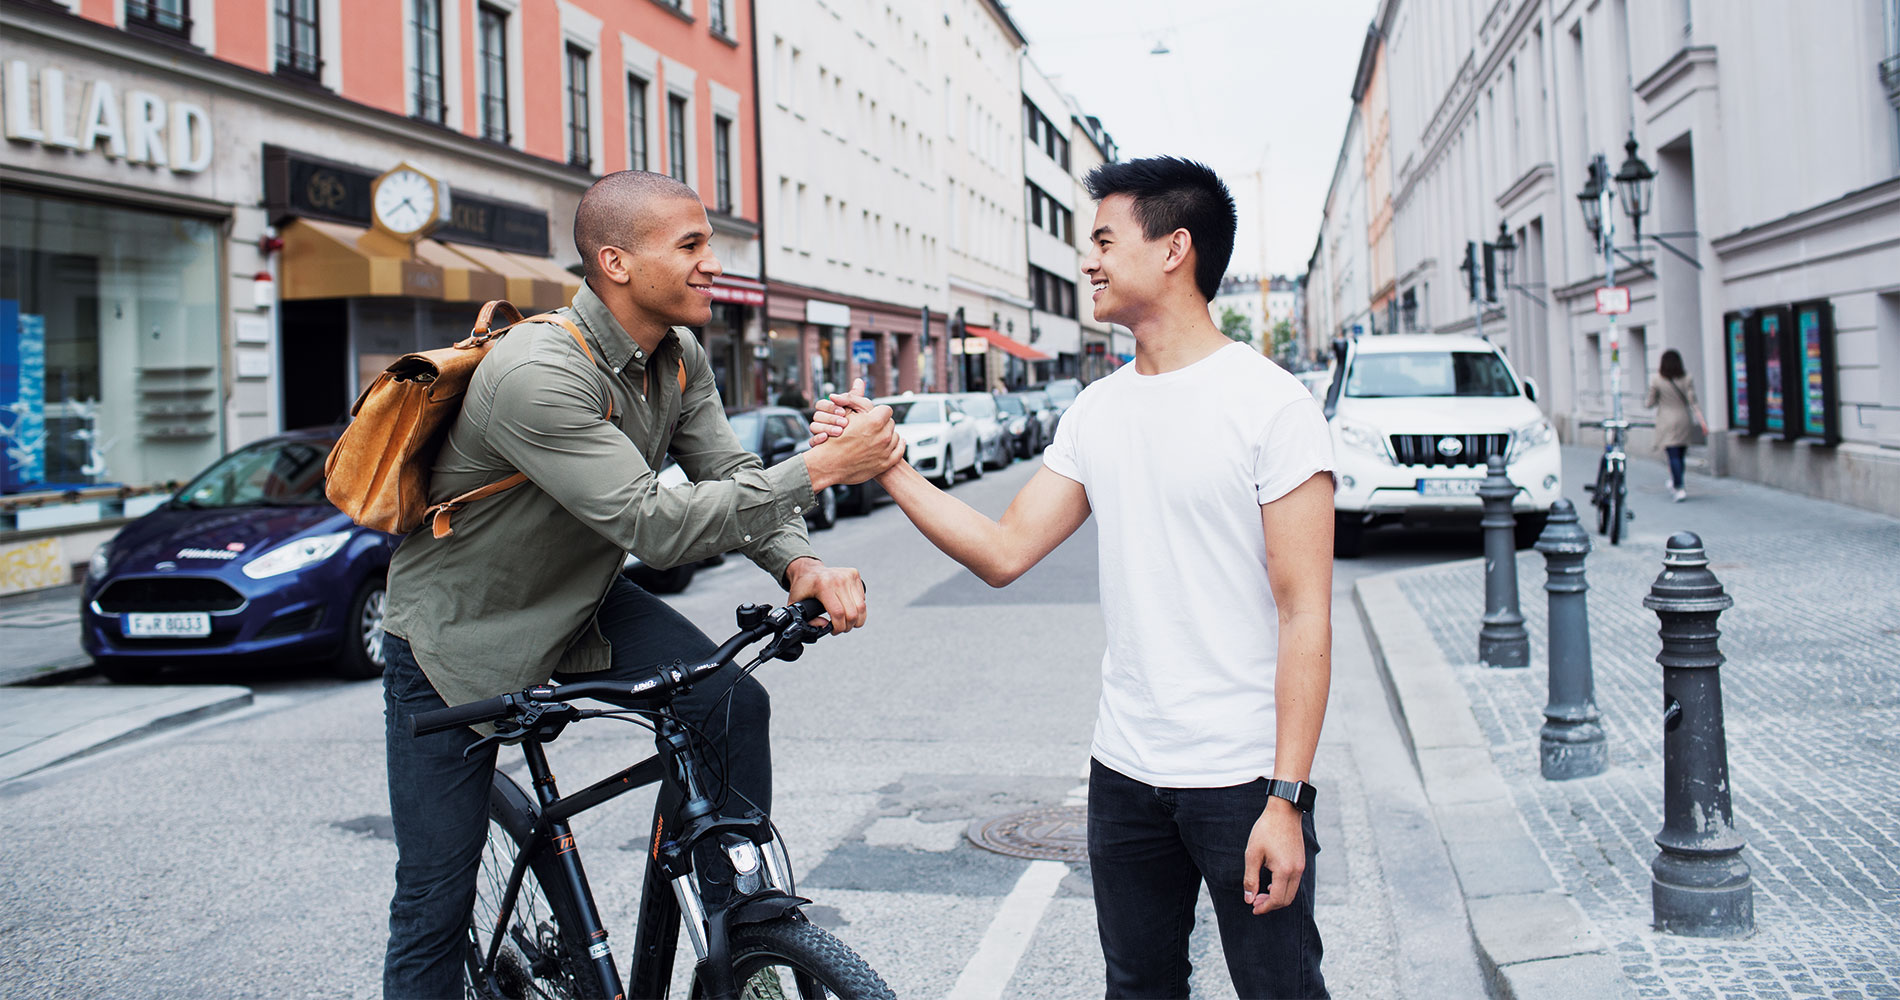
[1576,156,1605,248]
[1614,132,1656,243]
[1493,220,1517,295]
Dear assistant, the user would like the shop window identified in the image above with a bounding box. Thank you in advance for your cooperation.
[478,4,511,143]
[0,191,222,504]
[275,0,323,80]
[412,0,447,124]
[126,0,191,39]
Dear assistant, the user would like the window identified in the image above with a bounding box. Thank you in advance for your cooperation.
[667,94,688,182]
[412,0,446,123]
[713,115,734,213]
[709,0,729,37]
[628,75,650,170]
[275,0,322,79]
[478,5,509,142]
[126,0,190,38]
[566,44,591,169]
[1031,266,1077,319]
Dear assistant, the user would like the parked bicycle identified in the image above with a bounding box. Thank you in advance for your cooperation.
[411,597,895,1000]
[1583,417,1652,545]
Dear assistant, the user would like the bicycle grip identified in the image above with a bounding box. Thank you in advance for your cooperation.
[791,597,827,622]
[410,695,511,737]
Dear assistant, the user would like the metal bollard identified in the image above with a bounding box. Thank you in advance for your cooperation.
[1535,500,1606,779]
[1643,532,1752,937]
[1477,454,1529,668]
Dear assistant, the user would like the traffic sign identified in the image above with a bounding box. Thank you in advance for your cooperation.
[1595,287,1631,315]
[851,339,877,366]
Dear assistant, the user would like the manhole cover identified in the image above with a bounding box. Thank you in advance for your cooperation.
[966,805,1088,862]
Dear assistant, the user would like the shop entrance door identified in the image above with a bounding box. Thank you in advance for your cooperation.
[281,298,349,429]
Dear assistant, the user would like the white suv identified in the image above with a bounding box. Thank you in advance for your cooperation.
[1325,334,1560,557]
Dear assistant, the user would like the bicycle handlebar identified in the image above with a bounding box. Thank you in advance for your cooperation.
[409,596,831,737]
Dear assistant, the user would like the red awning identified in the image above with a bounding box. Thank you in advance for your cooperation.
[709,274,766,306]
[966,325,1052,362]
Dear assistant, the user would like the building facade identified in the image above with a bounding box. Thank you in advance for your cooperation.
[1065,95,1127,380]
[1018,56,1073,385]
[1353,0,1900,516]
[1310,103,1369,357]
[0,0,760,589]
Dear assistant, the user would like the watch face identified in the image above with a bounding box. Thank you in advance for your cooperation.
[374,169,437,235]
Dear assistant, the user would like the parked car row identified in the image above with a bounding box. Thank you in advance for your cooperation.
[79,386,1087,682]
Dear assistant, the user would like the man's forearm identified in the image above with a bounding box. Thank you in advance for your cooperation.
[879,462,1025,587]
[1271,610,1332,781]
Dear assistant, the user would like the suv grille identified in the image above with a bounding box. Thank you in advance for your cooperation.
[94,578,244,613]
[1389,433,1510,468]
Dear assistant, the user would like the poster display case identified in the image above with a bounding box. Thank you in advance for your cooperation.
[1791,299,1841,446]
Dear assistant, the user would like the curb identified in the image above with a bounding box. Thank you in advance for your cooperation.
[1354,567,1633,1000]
[0,685,254,783]
[5,657,100,687]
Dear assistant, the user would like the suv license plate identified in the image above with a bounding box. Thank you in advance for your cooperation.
[124,612,211,637]
[1417,478,1483,497]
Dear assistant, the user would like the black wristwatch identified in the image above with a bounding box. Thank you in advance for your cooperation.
[1266,779,1317,813]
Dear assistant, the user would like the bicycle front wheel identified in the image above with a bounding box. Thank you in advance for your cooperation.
[467,777,592,1000]
[691,917,895,1000]
[1608,467,1626,545]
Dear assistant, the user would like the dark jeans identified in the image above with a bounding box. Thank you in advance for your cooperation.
[382,576,771,999]
[1088,759,1327,1000]
[1666,446,1687,489]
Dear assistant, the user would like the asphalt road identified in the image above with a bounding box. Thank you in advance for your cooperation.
[0,457,1493,999]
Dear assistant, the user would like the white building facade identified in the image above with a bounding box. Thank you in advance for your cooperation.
[1065,96,1127,380]
[1020,57,1077,383]
[1311,106,1370,355]
[1371,0,1900,516]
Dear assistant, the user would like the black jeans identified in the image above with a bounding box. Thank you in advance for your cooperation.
[381,576,772,999]
[1088,759,1327,1000]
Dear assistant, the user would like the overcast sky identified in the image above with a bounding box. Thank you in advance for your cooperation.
[1002,0,1379,279]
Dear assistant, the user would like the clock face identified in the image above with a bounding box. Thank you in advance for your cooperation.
[374,169,439,235]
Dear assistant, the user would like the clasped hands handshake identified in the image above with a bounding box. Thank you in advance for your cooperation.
[798,379,906,492]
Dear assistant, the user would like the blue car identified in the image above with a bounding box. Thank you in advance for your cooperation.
[80,429,400,682]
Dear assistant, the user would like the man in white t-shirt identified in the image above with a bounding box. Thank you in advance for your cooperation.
[814,157,1334,998]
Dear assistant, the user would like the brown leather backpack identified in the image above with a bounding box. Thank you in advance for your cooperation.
[324,300,611,539]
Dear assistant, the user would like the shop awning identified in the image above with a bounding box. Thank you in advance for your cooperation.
[280,218,448,300]
[277,218,578,310]
[435,242,578,312]
[966,324,1052,362]
[710,275,766,306]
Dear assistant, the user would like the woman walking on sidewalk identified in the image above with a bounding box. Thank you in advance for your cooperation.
[1646,348,1706,502]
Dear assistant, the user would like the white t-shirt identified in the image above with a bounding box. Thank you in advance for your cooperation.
[1042,341,1335,787]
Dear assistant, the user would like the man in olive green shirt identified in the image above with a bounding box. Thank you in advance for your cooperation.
[380,171,903,998]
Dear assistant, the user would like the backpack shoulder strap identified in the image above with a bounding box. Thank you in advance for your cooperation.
[521,311,614,423]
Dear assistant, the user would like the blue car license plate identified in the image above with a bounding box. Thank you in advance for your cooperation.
[124,612,211,637]
[1416,478,1483,497]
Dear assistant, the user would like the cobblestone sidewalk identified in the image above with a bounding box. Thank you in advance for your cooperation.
[1394,481,1900,999]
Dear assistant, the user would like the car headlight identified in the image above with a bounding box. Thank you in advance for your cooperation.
[912,434,939,448]
[1335,421,1392,464]
[242,531,351,579]
[1507,419,1555,462]
[87,540,113,580]
[1009,418,1027,434]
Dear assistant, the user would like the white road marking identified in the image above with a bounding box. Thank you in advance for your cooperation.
[945,858,1070,1000]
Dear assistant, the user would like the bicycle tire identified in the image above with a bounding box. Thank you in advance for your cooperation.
[690,917,895,1000]
[466,775,595,1000]
[1608,468,1625,546]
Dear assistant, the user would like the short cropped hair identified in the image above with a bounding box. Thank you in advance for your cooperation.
[573,170,701,279]
[1083,156,1236,302]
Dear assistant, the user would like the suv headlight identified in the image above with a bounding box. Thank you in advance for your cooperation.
[243,531,351,579]
[87,540,113,581]
[1507,419,1555,461]
[1335,421,1392,464]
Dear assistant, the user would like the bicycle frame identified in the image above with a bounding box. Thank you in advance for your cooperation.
[474,703,802,999]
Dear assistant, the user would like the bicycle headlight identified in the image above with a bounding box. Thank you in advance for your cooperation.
[1507,419,1555,461]
[243,531,351,579]
[1335,421,1392,464]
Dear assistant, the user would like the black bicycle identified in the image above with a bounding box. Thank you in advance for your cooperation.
[411,598,895,1000]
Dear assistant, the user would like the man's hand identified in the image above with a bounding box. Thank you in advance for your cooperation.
[810,378,872,444]
[784,557,867,635]
[1241,797,1306,915]
[802,391,904,491]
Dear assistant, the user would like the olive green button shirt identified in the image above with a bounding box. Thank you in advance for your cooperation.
[383,282,818,709]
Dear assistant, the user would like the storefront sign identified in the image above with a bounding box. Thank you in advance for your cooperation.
[263,146,551,256]
[3,61,213,173]
[806,300,852,328]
